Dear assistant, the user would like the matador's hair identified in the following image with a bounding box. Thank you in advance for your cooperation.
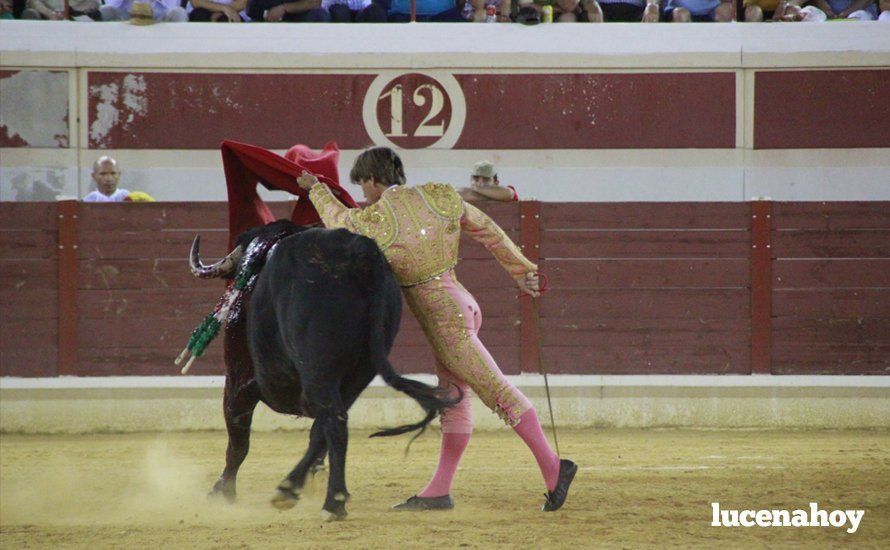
[349,146,406,187]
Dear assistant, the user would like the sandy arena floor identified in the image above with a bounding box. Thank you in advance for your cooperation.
[1,428,888,549]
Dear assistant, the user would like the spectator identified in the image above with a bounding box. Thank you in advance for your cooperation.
[580,0,660,21]
[22,0,100,19]
[1,0,15,18]
[323,0,386,21]
[187,0,248,20]
[664,0,720,19]
[100,0,188,21]
[517,0,581,21]
[462,0,508,20]
[84,156,130,202]
[458,160,518,202]
[387,0,464,21]
[803,0,879,18]
[246,0,329,21]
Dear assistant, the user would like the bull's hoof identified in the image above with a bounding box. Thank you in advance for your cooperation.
[271,488,300,510]
[309,458,327,476]
[320,502,347,522]
[208,477,236,503]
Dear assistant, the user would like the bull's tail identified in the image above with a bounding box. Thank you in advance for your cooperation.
[358,237,457,441]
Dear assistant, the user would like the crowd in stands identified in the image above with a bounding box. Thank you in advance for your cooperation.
[3,0,887,22]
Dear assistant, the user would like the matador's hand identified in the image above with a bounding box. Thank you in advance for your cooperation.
[297,170,319,191]
[517,272,541,298]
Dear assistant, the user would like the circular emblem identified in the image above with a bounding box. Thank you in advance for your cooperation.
[363,71,466,150]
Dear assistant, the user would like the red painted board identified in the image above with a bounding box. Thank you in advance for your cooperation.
[0,289,58,320]
[772,202,890,231]
[542,203,749,230]
[541,230,749,259]
[773,259,890,289]
[544,259,750,289]
[754,70,890,149]
[87,73,376,150]
[0,203,59,230]
[540,345,749,374]
[1,348,58,377]
[772,344,890,375]
[773,289,890,318]
[773,230,890,259]
[540,289,750,320]
[0,259,58,291]
[0,230,57,260]
[455,73,736,149]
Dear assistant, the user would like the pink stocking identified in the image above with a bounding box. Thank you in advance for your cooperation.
[418,432,471,498]
[513,408,560,491]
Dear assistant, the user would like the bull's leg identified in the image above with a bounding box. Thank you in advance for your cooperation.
[270,418,327,510]
[210,380,260,502]
[319,407,350,521]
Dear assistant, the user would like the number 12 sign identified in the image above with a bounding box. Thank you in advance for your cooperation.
[363,71,467,150]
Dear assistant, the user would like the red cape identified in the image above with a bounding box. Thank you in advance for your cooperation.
[221,139,358,248]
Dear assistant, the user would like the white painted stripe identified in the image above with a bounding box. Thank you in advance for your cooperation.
[2,374,888,390]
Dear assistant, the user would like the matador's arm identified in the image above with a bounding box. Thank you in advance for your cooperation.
[460,201,537,280]
[308,182,359,231]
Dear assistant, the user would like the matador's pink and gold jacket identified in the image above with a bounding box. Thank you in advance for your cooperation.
[308,182,536,287]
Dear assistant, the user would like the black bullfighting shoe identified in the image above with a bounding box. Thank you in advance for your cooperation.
[542,459,578,512]
[391,495,454,511]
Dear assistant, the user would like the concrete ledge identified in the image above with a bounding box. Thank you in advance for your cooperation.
[2,375,887,433]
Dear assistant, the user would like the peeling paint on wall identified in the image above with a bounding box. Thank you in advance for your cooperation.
[0,70,69,148]
[88,74,148,148]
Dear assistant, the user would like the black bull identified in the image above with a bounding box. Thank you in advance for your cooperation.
[187,220,455,520]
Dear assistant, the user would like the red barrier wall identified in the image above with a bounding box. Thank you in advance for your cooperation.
[1,201,887,377]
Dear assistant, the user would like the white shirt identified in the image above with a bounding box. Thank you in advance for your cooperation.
[84,189,130,202]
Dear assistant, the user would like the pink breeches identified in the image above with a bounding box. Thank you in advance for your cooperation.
[403,271,532,433]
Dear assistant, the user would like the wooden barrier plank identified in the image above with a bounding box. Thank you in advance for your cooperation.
[0,289,59,319]
[79,202,293,232]
[78,288,225,319]
[1,317,57,351]
[772,344,890,375]
[773,289,890,318]
[540,318,748,347]
[541,346,749,374]
[541,203,749,230]
[773,202,890,231]
[773,229,890,258]
[544,259,749,289]
[0,259,58,291]
[541,229,749,259]
[0,203,59,230]
[773,318,890,346]
[78,229,230,260]
[0,348,58,377]
[0,229,57,259]
[540,289,749,320]
[773,259,890,288]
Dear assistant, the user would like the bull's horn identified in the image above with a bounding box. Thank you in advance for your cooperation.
[189,235,243,279]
